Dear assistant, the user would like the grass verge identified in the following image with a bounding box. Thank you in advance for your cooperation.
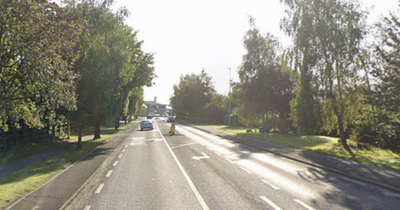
[0,122,133,209]
[207,124,400,172]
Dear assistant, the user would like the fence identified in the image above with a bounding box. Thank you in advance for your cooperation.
[0,122,72,153]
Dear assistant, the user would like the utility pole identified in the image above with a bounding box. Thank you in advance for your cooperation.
[228,68,231,127]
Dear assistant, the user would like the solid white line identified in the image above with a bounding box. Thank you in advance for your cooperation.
[95,183,105,194]
[154,121,210,210]
[105,170,113,178]
[240,167,252,174]
[226,158,234,164]
[122,149,126,153]
[261,179,280,190]
[215,152,221,156]
[260,196,283,210]
[113,160,119,166]
[339,176,366,186]
[294,199,316,210]
[83,205,91,210]
[118,154,123,159]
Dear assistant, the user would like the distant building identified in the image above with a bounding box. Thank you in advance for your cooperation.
[144,97,173,116]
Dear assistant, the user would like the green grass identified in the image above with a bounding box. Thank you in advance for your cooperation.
[207,124,400,172]
[0,123,133,209]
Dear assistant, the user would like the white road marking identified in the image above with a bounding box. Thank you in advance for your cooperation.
[226,158,234,164]
[118,154,123,159]
[260,196,283,210]
[240,167,252,174]
[105,170,113,178]
[339,176,366,186]
[95,183,105,194]
[192,152,210,160]
[154,121,210,210]
[171,142,198,149]
[122,149,126,152]
[200,143,205,146]
[83,205,91,210]
[294,199,316,210]
[261,179,280,190]
[387,192,400,198]
[125,145,128,148]
[215,152,221,156]
[113,160,118,166]
[32,206,39,210]
[206,147,212,151]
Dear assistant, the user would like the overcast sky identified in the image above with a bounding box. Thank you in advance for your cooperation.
[108,0,398,105]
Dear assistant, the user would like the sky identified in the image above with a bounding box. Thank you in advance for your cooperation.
[106,0,399,105]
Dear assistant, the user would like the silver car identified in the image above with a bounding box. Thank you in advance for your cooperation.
[140,120,153,131]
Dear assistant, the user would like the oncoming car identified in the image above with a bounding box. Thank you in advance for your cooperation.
[140,120,153,131]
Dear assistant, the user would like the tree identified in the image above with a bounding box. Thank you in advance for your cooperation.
[281,0,368,151]
[71,0,154,146]
[234,17,294,132]
[170,70,215,119]
[0,0,82,130]
[372,8,400,147]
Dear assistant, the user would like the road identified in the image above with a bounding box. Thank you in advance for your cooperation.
[61,118,400,209]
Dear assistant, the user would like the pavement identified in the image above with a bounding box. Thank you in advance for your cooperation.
[186,124,400,193]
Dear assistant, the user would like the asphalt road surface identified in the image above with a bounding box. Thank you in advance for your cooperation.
[61,117,400,210]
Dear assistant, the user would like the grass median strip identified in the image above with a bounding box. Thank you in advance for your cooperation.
[0,122,133,209]
[206,125,400,173]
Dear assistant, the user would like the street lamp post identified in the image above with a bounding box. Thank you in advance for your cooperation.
[228,68,231,127]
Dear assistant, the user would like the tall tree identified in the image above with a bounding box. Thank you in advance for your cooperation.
[281,0,368,151]
[234,17,293,131]
[170,70,215,119]
[0,0,82,130]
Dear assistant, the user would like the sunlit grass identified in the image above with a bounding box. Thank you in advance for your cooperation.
[207,124,400,172]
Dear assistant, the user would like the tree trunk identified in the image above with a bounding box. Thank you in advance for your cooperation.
[77,124,83,148]
[94,123,101,139]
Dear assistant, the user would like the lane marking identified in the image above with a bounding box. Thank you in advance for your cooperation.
[113,161,119,166]
[206,147,212,151]
[154,121,210,210]
[118,154,123,159]
[215,152,221,156]
[170,142,198,149]
[261,179,279,190]
[226,158,234,164]
[260,196,283,210]
[105,170,113,178]
[200,143,205,146]
[95,183,105,194]
[84,206,91,210]
[339,176,366,186]
[240,167,252,174]
[32,206,39,210]
[125,145,128,148]
[294,199,316,210]
[122,149,126,153]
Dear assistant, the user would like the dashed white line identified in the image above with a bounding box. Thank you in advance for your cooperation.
[95,183,105,194]
[260,196,283,210]
[125,145,128,148]
[294,199,316,210]
[240,167,252,174]
[83,205,91,210]
[105,170,113,178]
[113,160,119,166]
[118,154,123,159]
[339,176,366,186]
[122,149,126,153]
[261,179,280,190]
[225,158,234,164]
[214,152,221,156]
